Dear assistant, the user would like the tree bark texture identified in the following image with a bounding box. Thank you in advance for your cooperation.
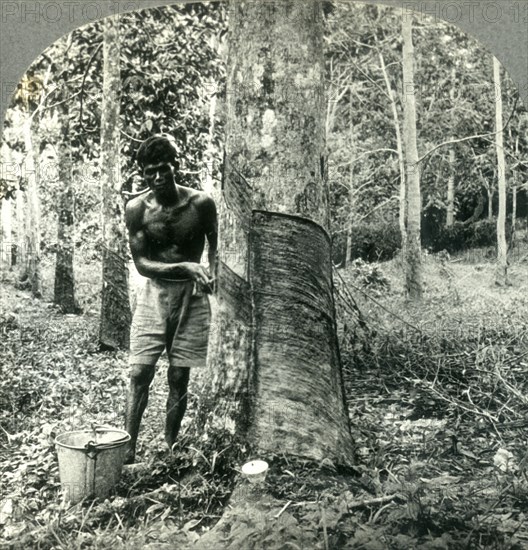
[493,56,508,285]
[194,0,354,467]
[401,14,422,300]
[224,1,329,229]
[99,15,131,349]
[250,211,352,462]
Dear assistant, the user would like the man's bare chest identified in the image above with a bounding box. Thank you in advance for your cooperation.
[142,201,202,245]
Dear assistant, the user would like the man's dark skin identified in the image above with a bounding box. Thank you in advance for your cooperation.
[124,154,217,464]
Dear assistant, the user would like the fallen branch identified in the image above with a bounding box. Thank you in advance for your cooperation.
[494,364,528,406]
[274,500,292,519]
[345,493,404,511]
[420,379,500,424]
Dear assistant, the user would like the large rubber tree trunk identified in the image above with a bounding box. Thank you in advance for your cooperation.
[192,3,354,546]
[493,56,509,286]
[98,15,131,349]
[194,0,353,465]
[401,13,422,300]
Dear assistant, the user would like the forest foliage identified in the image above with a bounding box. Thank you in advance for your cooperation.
[0,2,526,274]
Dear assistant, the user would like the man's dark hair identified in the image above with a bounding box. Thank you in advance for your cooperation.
[136,134,179,170]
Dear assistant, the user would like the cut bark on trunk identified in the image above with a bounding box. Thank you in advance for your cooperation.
[250,211,352,461]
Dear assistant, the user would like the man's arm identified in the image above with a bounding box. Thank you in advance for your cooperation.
[125,199,211,284]
[201,195,218,270]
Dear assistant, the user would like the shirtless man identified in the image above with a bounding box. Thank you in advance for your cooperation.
[124,134,217,464]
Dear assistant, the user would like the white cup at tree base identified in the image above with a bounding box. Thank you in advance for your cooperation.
[241,460,269,484]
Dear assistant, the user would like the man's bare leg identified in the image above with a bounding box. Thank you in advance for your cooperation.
[165,366,190,451]
[125,363,156,464]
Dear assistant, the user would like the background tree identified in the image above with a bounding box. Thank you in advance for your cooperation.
[401,12,422,299]
[494,56,508,286]
[53,38,80,314]
[19,72,49,298]
[0,138,17,269]
[99,15,131,349]
[53,125,79,312]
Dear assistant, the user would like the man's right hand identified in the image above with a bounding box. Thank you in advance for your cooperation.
[181,262,212,286]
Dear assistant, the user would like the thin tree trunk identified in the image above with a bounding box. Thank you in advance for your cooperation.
[493,56,508,285]
[512,184,517,227]
[511,135,518,248]
[99,15,131,349]
[53,41,79,313]
[1,199,13,269]
[0,141,15,269]
[446,67,456,227]
[379,50,406,261]
[22,117,42,297]
[446,146,455,227]
[487,189,494,219]
[345,91,354,268]
[15,188,24,268]
[54,126,79,313]
[401,13,422,299]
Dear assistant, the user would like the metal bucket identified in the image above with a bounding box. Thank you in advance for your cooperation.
[55,427,130,503]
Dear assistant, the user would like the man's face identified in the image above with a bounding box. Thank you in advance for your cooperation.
[143,161,176,194]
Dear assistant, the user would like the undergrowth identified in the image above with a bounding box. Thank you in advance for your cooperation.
[1,251,528,548]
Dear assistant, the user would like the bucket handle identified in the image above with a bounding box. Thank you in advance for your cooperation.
[84,431,130,459]
[91,424,130,443]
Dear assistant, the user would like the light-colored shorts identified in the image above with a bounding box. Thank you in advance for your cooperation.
[129,278,211,368]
